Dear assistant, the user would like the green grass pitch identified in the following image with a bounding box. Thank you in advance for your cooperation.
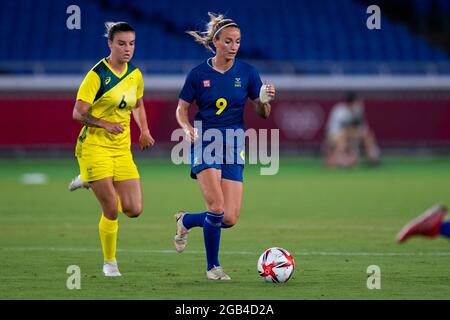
[0,157,449,299]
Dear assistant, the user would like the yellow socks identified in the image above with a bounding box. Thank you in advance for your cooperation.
[98,214,118,263]
[98,195,122,262]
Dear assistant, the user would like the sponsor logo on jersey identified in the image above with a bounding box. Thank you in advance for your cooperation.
[234,77,241,88]
[203,80,210,88]
[105,77,111,85]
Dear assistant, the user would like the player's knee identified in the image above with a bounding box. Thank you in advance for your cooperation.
[223,208,241,226]
[103,210,118,220]
[124,209,141,218]
[223,216,238,227]
[208,204,224,214]
[122,203,143,218]
[205,197,224,214]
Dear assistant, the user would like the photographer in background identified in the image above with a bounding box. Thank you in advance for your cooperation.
[324,92,380,168]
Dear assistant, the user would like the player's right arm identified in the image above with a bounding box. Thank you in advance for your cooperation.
[72,100,124,134]
[177,69,198,142]
[72,69,124,135]
[176,99,197,142]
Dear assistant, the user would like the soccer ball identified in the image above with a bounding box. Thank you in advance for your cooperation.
[257,247,295,283]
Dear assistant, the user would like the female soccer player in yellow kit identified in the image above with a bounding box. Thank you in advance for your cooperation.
[72,22,155,276]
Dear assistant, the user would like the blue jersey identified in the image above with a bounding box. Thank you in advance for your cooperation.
[179,58,263,130]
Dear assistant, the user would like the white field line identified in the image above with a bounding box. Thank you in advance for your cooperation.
[1,247,450,256]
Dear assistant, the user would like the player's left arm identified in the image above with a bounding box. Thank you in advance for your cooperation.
[252,82,276,119]
[132,98,155,150]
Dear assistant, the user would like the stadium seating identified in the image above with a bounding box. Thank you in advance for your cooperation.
[0,0,448,74]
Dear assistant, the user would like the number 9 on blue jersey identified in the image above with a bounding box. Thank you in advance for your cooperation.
[216,98,228,115]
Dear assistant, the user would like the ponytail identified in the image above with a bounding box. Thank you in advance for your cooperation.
[186,12,239,52]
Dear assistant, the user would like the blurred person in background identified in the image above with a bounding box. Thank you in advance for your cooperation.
[323,92,380,168]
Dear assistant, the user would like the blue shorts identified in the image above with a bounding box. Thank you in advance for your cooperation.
[190,131,245,182]
[190,162,244,182]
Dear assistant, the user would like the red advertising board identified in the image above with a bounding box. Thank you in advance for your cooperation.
[1,95,449,148]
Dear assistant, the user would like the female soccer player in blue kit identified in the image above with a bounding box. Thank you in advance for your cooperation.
[174,12,276,280]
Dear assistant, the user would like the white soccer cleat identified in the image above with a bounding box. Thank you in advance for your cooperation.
[206,266,231,281]
[68,175,91,192]
[174,211,189,253]
[102,261,122,277]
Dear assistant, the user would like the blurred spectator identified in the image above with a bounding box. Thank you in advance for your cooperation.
[323,92,380,168]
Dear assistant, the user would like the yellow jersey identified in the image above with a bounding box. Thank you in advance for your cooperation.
[75,58,144,156]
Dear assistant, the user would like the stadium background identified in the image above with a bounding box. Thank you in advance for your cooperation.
[1,0,450,301]
[1,0,450,155]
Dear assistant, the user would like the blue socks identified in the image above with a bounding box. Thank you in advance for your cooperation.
[182,212,233,229]
[181,211,233,271]
[183,212,207,229]
[439,221,450,239]
[203,212,224,270]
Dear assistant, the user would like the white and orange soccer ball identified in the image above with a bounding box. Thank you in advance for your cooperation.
[257,247,295,283]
